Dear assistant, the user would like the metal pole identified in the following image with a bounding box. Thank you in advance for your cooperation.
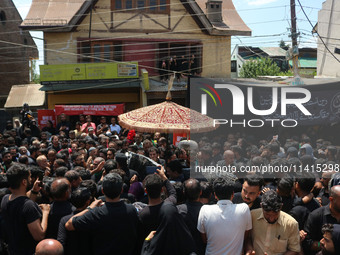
[89,0,93,39]
[290,0,299,78]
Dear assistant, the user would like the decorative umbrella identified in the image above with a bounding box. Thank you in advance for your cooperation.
[118,75,218,134]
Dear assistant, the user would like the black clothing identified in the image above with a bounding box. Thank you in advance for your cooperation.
[210,153,222,166]
[281,196,295,213]
[293,196,320,212]
[303,205,340,254]
[139,180,177,238]
[46,201,74,239]
[98,193,136,204]
[289,196,320,230]
[159,60,168,80]
[56,121,70,136]
[332,224,340,254]
[97,123,109,134]
[289,205,310,230]
[232,192,261,210]
[48,144,61,153]
[177,201,205,255]
[317,188,330,206]
[141,203,196,255]
[42,126,57,135]
[190,57,197,74]
[235,157,249,164]
[0,195,42,255]
[139,202,163,239]
[72,201,140,255]
[57,211,92,255]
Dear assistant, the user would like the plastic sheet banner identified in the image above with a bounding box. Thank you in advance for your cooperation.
[54,104,124,116]
[173,133,187,146]
[38,110,56,128]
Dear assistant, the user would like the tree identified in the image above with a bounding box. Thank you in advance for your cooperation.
[30,59,40,84]
[239,57,281,78]
[279,39,289,50]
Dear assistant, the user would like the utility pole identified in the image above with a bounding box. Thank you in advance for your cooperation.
[290,0,303,85]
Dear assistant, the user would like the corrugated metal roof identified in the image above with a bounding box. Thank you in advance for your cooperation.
[147,79,187,92]
[21,0,92,30]
[289,58,317,68]
[259,47,287,57]
[5,84,45,108]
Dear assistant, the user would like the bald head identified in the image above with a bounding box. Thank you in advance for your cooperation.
[50,178,71,201]
[35,239,63,255]
[330,185,340,198]
[184,178,201,201]
[223,150,235,165]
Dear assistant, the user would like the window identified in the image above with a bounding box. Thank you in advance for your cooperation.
[126,0,133,9]
[159,42,203,74]
[150,0,157,11]
[78,41,123,63]
[115,0,122,9]
[0,11,6,25]
[231,60,237,72]
[159,0,166,11]
[137,0,145,9]
[111,0,169,13]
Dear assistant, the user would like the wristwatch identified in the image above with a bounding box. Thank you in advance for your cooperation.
[86,206,93,211]
[30,189,39,195]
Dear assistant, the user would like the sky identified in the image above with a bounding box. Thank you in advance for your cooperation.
[12,0,325,69]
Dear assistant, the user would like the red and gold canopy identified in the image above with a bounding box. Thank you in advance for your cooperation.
[118,101,217,134]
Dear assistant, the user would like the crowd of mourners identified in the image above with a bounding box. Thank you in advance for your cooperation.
[0,110,340,255]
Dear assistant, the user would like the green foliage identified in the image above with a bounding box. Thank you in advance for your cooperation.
[239,58,281,78]
[278,70,294,76]
[31,60,40,84]
[279,39,289,50]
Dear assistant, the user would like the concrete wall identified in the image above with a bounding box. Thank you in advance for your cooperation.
[44,0,231,78]
[317,0,340,77]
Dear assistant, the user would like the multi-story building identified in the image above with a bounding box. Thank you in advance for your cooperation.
[21,0,250,112]
[0,0,38,107]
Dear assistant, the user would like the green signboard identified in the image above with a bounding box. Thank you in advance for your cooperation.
[40,62,139,82]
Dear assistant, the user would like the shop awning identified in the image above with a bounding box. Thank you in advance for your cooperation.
[5,84,45,108]
[55,104,125,116]
[40,80,141,91]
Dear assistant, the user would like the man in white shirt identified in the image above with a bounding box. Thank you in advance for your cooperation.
[110,117,121,135]
[197,176,253,255]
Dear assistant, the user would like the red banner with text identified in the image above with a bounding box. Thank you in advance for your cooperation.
[38,110,57,128]
[54,104,125,116]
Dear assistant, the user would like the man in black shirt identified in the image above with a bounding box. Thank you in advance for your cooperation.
[303,185,340,254]
[293,172,320,212]
[290,172,320,230]
[139,167,177,239]
[65,173,140,255]
[46,178,73,239]
[319,223,340,255]
[1,150,13,173]
[317,170,334,206]
[177,178,205,255]
[232,174,262,210]
[56,113,70,136]
[58,187,92,255]
[1,163,50,255]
